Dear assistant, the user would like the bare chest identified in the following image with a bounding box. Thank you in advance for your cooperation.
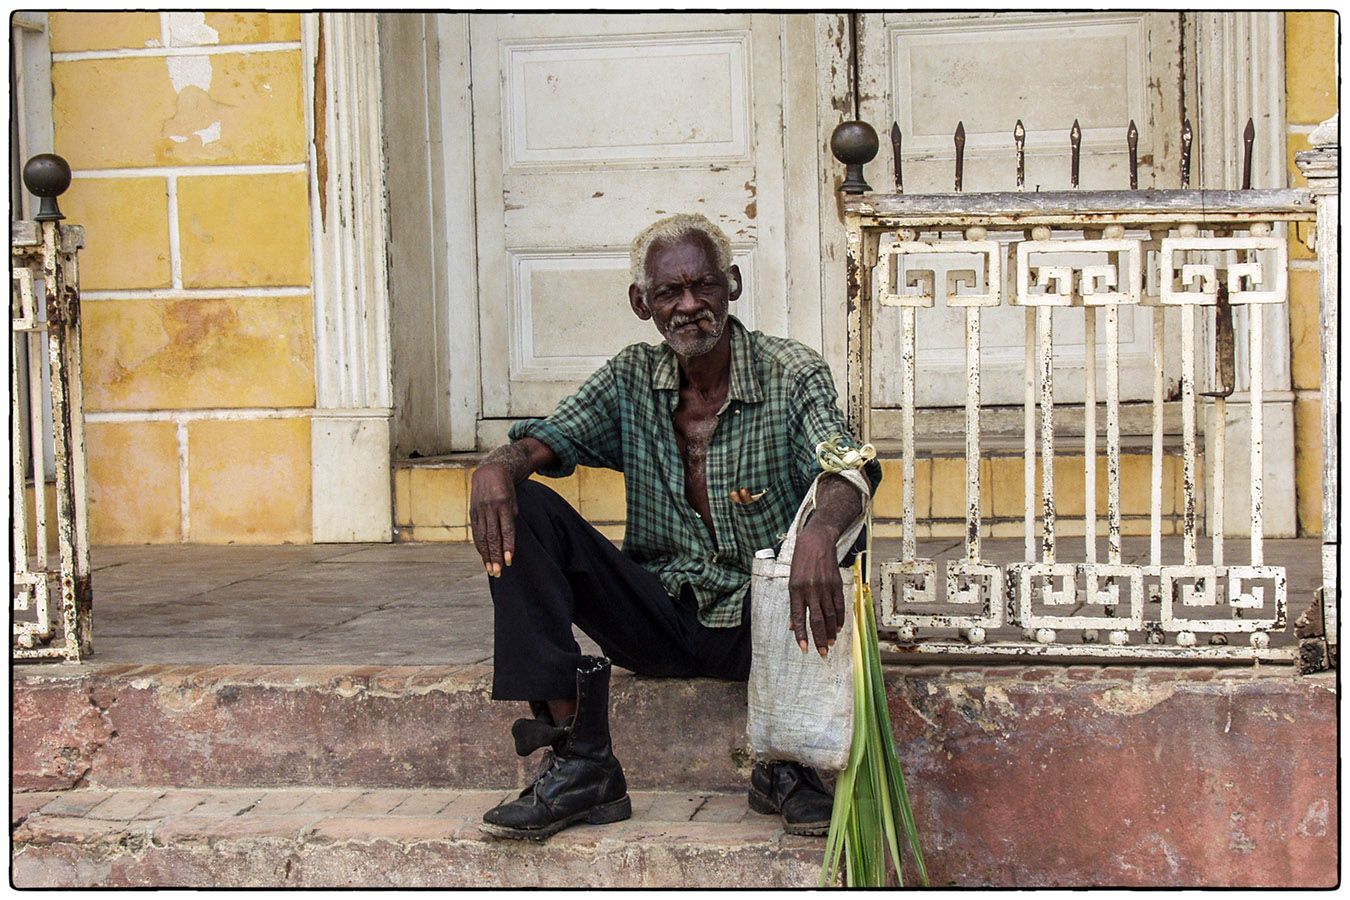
[672,392,725,536]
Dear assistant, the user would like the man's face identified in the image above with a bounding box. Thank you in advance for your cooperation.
[628,234,742,358]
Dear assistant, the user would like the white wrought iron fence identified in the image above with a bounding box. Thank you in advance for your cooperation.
[832,115,1338,667]
[11,154,92,661]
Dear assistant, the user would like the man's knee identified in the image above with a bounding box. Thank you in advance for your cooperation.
[514,478,576,526]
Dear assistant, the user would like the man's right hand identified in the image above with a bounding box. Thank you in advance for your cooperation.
[470,463,517,577]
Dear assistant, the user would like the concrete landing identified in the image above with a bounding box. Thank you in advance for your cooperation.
[12,787,823,888]
[61,537,1324,665]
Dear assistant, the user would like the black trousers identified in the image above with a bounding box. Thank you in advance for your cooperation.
[489,480,752,701]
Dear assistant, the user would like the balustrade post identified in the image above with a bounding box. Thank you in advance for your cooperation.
[1294,114,1339,671]
[12,154,92,661]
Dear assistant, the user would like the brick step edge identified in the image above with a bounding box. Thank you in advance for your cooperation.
[12,788,824,888]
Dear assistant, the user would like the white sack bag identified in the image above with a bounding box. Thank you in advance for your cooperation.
[746,469,869,772]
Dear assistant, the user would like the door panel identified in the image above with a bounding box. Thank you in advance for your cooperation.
[856,12,1183,411]
[469,14,790,420]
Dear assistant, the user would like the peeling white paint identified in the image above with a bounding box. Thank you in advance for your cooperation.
[166,12,220,48]
[1091,683,1175,716]
[167,55,212,94]
[167,135,188,144]
[193,122,222,146]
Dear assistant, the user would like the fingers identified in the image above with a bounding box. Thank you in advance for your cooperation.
[809,597,831,658]
[498,505,516,570]
[790,588,808,652]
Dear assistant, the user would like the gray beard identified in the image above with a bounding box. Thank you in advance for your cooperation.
[664,316,726,357]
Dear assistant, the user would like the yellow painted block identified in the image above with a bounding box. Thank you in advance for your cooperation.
[578,467,626,522]
[1289,268,1321,390]
[594,524,626,542]
[872,457,931,520]
[178,174,312,288]
[53,52,305,169]
[989,520,1022,539]
[86,420,181,543]
[394,469,412,527]
[1285,12,1338,125]
[1120,518,1151,537]
[50,12,162,52]
[1118,454,1154,518]
[988,456,1041,519]
[403,525,468,542]
[81,297,315,411]
[1162,454,1180,516]
[22,483,59,555]
[409,467,468,528]
[1057,519,1086,538]
[871,522,904,539]
[205,12,301,44]
[1295,396,1323,536]
[1050,456,1086,518]
[187,418,311,543]
[927,456,991,519]
[1289,220,1317,262]
[927,521,965,539]
[1287,132,1312,188]
[61,178,171,290]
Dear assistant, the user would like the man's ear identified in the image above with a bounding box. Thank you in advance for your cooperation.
[629,283,651,320]
[727,264,743,302]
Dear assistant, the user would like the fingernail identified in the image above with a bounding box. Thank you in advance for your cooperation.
[798,640,808,652]
[504,552,513,566]
[819,648,828,658]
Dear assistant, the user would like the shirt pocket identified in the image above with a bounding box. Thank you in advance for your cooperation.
[730,484,793,558]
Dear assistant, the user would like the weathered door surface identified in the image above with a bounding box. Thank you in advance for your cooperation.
[468,14,797,442]
[855,12,1184,416]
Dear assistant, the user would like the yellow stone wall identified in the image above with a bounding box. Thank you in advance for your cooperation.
[1284,11,1336,536]
[50,12,314,544]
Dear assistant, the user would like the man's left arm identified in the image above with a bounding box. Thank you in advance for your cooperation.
[785,358,881,658]
[789,475,864,657]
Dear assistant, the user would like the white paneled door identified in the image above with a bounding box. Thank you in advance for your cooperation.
[855,12,1184,412]
[468,14,797,435]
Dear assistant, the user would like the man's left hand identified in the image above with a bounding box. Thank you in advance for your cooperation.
[788,522,845,657]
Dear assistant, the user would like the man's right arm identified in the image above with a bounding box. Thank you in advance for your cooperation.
[470,436,558,577]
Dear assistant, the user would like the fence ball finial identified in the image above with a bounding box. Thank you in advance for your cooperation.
[23,153,72,222]
[831,120,878,195]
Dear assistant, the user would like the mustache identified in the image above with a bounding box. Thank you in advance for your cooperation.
[669,310,716,328]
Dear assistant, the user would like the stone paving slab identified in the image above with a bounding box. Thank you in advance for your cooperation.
[30,538,1322,667]
[12,788,822,888]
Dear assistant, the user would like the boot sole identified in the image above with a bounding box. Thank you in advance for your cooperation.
[748,787,830,837]
[479,794,632,841]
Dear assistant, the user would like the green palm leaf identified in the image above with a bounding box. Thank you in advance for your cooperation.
[820,555,928,888]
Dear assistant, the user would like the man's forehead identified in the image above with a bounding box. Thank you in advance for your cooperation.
[645,233,718,280]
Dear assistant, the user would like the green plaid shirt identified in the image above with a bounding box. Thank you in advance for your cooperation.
[509,316,877,628]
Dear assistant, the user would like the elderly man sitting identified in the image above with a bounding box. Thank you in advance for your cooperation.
[470,212,879,840]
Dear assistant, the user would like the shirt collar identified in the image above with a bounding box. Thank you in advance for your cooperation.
[651,315,763,404]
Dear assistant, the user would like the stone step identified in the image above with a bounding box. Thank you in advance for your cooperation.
[11,787,824,888]
[13,662,1338,886]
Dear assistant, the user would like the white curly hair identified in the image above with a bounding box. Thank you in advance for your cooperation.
[629,213,734,298]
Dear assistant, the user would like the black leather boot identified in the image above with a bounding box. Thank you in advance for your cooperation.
[481,657,632,840]
[748,760,834,836]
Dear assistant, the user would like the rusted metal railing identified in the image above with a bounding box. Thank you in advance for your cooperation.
[11,154,92,661]
[832,116,1337,665]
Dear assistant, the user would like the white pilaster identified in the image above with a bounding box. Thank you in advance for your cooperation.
[303,12,394,542]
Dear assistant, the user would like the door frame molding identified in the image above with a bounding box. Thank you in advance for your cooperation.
[303,12,395,541]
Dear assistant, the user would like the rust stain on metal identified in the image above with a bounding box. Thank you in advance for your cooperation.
[312,19,328,225]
